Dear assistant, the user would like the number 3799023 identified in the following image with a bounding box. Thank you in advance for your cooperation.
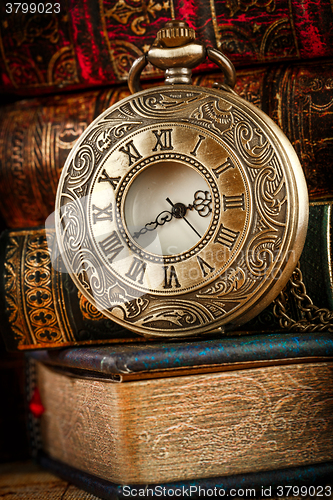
[5,3,60,13]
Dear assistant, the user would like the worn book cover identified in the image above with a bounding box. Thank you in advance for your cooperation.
[0,227,141,351]
[1,459,332,499]
[27,332,333,486]
[1,61,333,229]
[1,0,333,96]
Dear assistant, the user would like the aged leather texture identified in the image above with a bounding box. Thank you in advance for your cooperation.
[1,0,333,96]
[1,62,333,229]
[33,358,333,484]
[0,227,140,351]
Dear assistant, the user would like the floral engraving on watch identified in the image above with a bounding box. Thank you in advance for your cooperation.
[55,85,304,337]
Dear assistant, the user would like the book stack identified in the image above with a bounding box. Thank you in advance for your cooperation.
[1,1,333,498]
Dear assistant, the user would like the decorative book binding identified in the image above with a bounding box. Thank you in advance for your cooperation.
[1,62,333,229]
[1,0,333,96]
[0,228,141,351]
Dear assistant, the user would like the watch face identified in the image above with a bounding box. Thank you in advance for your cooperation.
[55,86,308,337]
[89,124,250,296]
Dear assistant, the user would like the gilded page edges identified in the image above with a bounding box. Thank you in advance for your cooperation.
[37,360,333,484]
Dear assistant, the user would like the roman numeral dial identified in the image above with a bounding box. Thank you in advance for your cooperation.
[57,79,302,338]
[89,123,249,296]
[120,140,143,166]
[99,231,124,263]
[214,224,240,250]
[152,129,173,151]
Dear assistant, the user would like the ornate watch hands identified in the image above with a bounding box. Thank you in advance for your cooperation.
[133,190,212,240]
[190,190,212,218]
[133,209,173,239]
[166,197,202,238]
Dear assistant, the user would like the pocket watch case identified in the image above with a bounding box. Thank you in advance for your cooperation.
[55,21,308,338]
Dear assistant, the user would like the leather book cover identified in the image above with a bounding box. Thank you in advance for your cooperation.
[1,0,333,96]
[0,227,142,351]
[1,62,333,230]
[300,202,333,313]
[37,455,333,500]
[26,333,333,485]
[29,331,333,380]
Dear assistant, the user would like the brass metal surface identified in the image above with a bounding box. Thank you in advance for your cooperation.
[128,21,236,92]
[55,21,308,339]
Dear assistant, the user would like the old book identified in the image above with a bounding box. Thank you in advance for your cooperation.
[300,202,333,312]
[1,0,333,96]
[37,456,333,499]
[1,202,333,351]
[0,86,130,228]
[27,333,333,486]
[1,62,333,229]
[0,227,141,351]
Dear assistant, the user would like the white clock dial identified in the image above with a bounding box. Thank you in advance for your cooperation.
[124,160,213,256]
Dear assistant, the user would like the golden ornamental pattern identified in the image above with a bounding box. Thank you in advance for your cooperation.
[56,84,307,338]
[4,230,63,347]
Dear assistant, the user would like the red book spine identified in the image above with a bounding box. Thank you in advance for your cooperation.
[1,0,333,96]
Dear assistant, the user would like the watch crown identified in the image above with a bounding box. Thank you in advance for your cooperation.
[155,20,196,48]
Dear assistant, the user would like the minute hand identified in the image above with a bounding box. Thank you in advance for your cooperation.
[133,209,173,239]
[166,198,202,238]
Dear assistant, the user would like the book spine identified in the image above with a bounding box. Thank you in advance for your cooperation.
[1,1,333,96]
[0,227,140,351]
[262,60,333,201]
[1,203,332,351]
[200,0,333,66]
[300,202,333,312]
[0,0,169,96]
[1,61,333,229]
[0,86,130,228]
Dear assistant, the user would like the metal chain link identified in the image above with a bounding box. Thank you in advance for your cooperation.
[273,263,333,332]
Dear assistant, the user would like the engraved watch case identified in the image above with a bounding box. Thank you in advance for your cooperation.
[55,21,308,338]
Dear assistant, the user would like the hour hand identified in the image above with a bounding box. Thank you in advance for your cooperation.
[167,191,212,218]
[191,190,212,217]
[166,190,212,219]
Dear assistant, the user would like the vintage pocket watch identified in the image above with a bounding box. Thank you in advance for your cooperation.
[55,21,308,339]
